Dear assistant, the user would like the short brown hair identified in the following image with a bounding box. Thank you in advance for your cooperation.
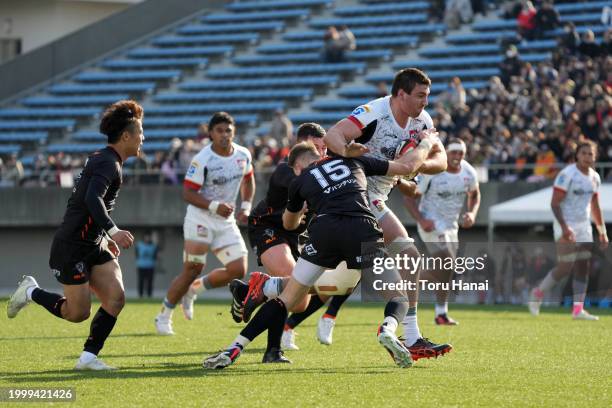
[100,100,143,144]
[209,111,235,131]
[576,140,597,157]
[288,142,319,168]
[391,68,431,97]
[296,122,325,141]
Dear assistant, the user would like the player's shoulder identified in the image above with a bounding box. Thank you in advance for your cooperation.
[192,144,213,162]
[588,167,601,182]
[232,142,252,159]
[559,163,577,177]
[351,96,388,117]
[460,160,478,177]
[87,147,121,172]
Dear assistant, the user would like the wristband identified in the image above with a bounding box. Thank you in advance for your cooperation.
[107,226,119,236]
[208,200,220,214]
[240,201,252,213]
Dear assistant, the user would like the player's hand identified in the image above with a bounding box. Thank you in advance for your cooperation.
[561,225,576,243]
[299,203,309,225]
[107,239,121,257]
[236,210,249,225]
[420,127,439,142]
[217,203,234,218]
[344,142,369,158]
[461,212,475,228]
[111,230,134,249]
[419,218,435,232]
[599,233,609,250]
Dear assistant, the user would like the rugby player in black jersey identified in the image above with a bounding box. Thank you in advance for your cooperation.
[230,123,352,349]
[7,100,144,371]
[204,133,449,369]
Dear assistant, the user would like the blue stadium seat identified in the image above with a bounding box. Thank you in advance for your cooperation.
[46,142,171,154]
[128,46,232,58]
[555,1,610,14]
[180,76,339,90]
[146,102,284,115]
[202,9,310,23]
[75,70,181,82]
[448,25,608,44]
[206,63,366,78]
[312,96,439,110]
[334,2,429,15]
[145,115,258,127]
[0,145,21,154]
[393,53,551,70]
[310,13,428,28]
[283,24,446,41]
[177,21,285,35]
[0,132,48,143]
[474,13,603,31]
[152,33,259,46]
[338,81,488,98]
[0,120,75,131]
[48,83,156,94]
[102,58,208,69]
[225,0,332,12]
[22,95,129,106]
[73,129,197,141]
[289,112,346,124]
[419,40,556,57]
[155,89,313,103]
[0,108,99,118]
[233,49,392,64]
[367,69,498,83]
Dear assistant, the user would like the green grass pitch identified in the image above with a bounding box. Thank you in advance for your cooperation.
[1,300,610,407]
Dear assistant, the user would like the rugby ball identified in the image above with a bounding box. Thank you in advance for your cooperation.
[395,139,420,180]
[314,261,360,296]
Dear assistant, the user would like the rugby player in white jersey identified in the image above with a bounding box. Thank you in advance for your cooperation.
[529,141,608,320]
[323,67,452,360]
[155,112,255,335]
[403,138,480,325]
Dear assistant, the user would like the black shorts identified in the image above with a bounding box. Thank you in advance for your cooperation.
[247,224,300,266]
[300,215,384,269]
[49,238,115,285]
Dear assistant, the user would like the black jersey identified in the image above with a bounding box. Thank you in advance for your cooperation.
[55,146,123,245]
[249,161,312,234]
[286,156,388,221]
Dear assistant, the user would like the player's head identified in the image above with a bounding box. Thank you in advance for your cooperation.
[446,138,466,171]
[208,112,235,151]
[391,68,431,118]
[575,140,597,168]
[100,100,144,158]
[296,122,327,156]
[288,141,321,175]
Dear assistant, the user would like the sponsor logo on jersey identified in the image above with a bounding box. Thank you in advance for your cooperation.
[557,174,565,184]
[186,162,198,178]
[197,225,208,237]
[304,244,317,256]
[351,105,371,116]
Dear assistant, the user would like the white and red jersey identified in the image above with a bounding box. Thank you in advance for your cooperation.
[553,163,600,225]
[184,143,253,220]
[417,160,478,232]
[347,95,434,198]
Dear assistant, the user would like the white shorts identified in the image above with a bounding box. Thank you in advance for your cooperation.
[367,192,391,222]
[417,226,459,255]
[553,221,593,243]
[184,214,247,252]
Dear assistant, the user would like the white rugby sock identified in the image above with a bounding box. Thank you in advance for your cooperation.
[435,302,448,316]
[381,316,399,333]
[263,277,283,299]
[538,269,559,293]
[402,307,421,347]
[161,298,175,318]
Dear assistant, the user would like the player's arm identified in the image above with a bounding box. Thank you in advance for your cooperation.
[386,135,436,177]
[283,178,306,231]
[461,185,481,228]
[417,138,447,174]
[324,118,369,157]
[237,168,255,224]
[183,160,233,218]
[551,187,574,241]
[591,193,608,247]
[395,178,418,198]
[84,162,133,248]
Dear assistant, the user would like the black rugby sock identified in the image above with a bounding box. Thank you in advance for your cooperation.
[240,298,288,351]
[285,295,325,329]
[31,288,66,319]
[83,307,117,355]
[324,293,351,318]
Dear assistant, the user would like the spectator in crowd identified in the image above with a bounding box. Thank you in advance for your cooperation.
[135,232,159,298]
[516,1,537,41]
[160,152,179,185]
[376,81,388,98]
[430,0,446,22]
[499,45,522,87]
[269,108,293,144]
[445,0,474,29]
[337,25,356,55]
[502,0,523,19]
[579,30,601,59]
[323,26,344,62]
[196,123,208,143]
[439,76,467,109]
[0,154,24,187]
[558,22,580,55]
[178,139,198,174]
[534,1,560,39]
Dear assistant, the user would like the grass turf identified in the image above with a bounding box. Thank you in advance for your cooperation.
[1,300,610,407]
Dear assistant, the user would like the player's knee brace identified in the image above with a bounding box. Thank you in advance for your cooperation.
[183,251,207,265]
[387,236,416,258]
[384,296,409,324]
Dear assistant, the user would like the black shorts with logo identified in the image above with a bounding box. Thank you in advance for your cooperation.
[247,223,300,266]
[49,238,115,285]
[300,215,385,270]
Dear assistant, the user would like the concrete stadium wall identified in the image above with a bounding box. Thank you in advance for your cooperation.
[0,0,225,103]
[0,180,551,295]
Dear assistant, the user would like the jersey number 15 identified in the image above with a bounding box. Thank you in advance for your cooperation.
[309,159,351,189]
